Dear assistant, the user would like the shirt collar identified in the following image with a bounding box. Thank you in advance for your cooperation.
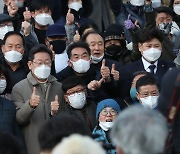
[141,57,158,71]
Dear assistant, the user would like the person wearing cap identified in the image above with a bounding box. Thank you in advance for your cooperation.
[92,99,120,154]
[0,14,14,42]
[103,24,133,64]
[45,24,69,74]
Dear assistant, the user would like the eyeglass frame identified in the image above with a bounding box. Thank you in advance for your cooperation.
[65,88,86,96]
[100,108,118,116]
[137,90,159,98]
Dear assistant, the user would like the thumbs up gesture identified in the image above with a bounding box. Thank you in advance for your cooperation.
[101,59,111,82]
[23,7,31,22]
[29,87,40,109]
[111,64,119,81]
[87,78,104,90]
[22,21,31,36]
[51,95,59,116]
[73,30,80,42]
[7,1,18,17]
[66,9,74,25]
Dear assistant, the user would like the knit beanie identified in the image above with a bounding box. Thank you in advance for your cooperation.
[103,24,125,42]
[96,99,121,119]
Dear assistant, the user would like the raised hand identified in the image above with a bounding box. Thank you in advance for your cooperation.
[73,30,80,42]
[101,59,111,82]
[23,7,31,22]
[29,87,40,109]
[124,14,135,30]
[51,95,59,116]
[87,78,104,90]
[22,21,31,36]
[7,1,18,17]
[111,64,119,81]
[66,9,74,25]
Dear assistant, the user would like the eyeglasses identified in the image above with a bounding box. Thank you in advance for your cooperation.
[100,109,117,116]
[66,88,86,96]
[0,23,13,28]
[33,60,51,66]
[138,90,159,98]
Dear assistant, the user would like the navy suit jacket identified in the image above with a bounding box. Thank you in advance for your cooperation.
[119,58,175,99]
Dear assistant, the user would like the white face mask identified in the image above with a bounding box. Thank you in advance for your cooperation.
[174,4,180,15]
[130,0,144,6]
[0,79,7,94]
[0,26,14,40]
[68,2,82,11]
[33,64,51,79]
[34,13,54,26]
[4,50,23,63]
[68,92,86,109]
[99,122,114,131]
[91,53,104,64]
[15,0,24,8]
[142,48,161,62]
[140,95,158,109]
[151,0,161,8]
[71,59,90,73]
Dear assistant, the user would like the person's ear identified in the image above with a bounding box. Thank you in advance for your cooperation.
[64,95,69,103]
[138,43,143,53]
[68,60,72,67]
[136,91,140,101]
[27,61,33,70]
[1,45,5,54]
[31,11,35,18]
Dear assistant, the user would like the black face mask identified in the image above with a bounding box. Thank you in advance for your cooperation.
[105,45,122,61]
[49,40,66,54]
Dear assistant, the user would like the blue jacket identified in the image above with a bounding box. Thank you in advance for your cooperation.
[92,126,116,154]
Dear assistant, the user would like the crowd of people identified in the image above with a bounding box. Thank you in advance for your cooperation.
[0,0,179,154]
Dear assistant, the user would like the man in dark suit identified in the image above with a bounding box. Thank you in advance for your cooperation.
[120,28,175,99]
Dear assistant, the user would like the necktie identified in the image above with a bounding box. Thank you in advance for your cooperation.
[149,65,156,74]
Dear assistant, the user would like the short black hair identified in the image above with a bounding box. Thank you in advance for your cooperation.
[38,112,90,151]
[29,44,53,61]
[66,42,90,59]
[133,71,150,78]
[0,131,21,154]
[136,75,159,92]
[138,28,164,44]
[30,0,52,12]
[81,31,103,43]
[79,22,99,36]
[62,75,86,93]
[155,6,174,19]
[0,64,10,84]
[3,31,25,47]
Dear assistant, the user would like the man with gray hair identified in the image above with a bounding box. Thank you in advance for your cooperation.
[110,105,168,154]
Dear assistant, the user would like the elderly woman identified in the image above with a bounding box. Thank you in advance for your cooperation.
[92,99,121,154]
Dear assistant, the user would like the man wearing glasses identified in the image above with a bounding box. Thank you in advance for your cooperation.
[92,98,121,154]
[62,75,97,133]
[136,74,159,109]
[11,44,64,154]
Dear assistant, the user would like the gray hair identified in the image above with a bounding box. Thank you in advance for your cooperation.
[110,105,168,154]
[52,134,106,154]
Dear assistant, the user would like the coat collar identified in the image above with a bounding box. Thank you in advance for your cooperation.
[27,72,57,86]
